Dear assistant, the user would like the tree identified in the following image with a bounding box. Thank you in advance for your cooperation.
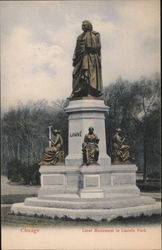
[104,74,160,182]
[1,99,68,175]
[130,75,160,182]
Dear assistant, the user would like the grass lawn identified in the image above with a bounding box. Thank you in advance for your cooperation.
[1,175,39,203]
[1,175,39,195]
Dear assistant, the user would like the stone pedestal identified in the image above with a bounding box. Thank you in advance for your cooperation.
[79,170,104,198]
[11,163,160,221]
[38,165,80,197]
[11,99,161,221]
[64,99,111,166]
[37,164,139,199]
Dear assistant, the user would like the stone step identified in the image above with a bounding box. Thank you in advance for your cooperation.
[38,193,138,201]
[24,196,155,210]
[11,201,161,221]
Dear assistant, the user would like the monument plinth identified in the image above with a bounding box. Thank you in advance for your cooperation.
[64,99,111,166]
[11,20,160,221]
[11,159,160,221]
[11,162,159,221]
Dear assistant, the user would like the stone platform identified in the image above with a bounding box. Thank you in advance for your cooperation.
[11,164,161,221]
[11,200,160,222]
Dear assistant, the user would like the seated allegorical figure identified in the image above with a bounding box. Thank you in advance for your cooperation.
[40,129,64,165]
[82,127,99,165]
[111,128,134,164]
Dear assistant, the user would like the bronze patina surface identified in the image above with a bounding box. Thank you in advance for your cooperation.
[112,128,134,164]
[40,128,64,165]
[69,20,103,99]
[82,127,99,165]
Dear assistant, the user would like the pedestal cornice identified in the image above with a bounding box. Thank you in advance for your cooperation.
[64,99,109,113]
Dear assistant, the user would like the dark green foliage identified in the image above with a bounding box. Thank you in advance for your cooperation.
[7,160,40,185]
[2,100,68,176]
[104,73,161,181]
[7,160,23,182]
[148,172,160,180]
[21,163,40,185]
[29,163,40,185]
[137,180,161,192]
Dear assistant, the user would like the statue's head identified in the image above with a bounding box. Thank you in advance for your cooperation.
[52,129,60,135]
[88,127,94,134]
[116,128,122,133]
[82,20,93,32]
[52,129,56,134]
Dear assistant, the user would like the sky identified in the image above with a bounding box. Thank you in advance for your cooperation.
[1,0,160,111]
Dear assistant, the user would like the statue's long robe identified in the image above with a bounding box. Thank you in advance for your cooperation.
[72,30,103,97]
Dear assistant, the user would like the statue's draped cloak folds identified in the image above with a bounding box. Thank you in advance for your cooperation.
[72,30,103,97]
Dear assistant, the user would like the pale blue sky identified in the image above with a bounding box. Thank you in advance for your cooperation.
[1,0,160,110]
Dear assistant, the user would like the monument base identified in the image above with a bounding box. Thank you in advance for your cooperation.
[11,200,160,222]
[11,164,161,221]
[79,189,104,199]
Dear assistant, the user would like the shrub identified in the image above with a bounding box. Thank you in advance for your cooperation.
[30,163,40,185]
[7,160,22,182]
[20,164,32,184]
[7,160,40,185]
[148,171,160,180]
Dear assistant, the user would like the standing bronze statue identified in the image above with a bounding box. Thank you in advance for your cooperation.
[112,128,134,164]
[69,20,103,99]
[40,128,64,165]
[82,127,99,165]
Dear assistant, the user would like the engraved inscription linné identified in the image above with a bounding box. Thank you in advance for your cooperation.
[70,131,82,137]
